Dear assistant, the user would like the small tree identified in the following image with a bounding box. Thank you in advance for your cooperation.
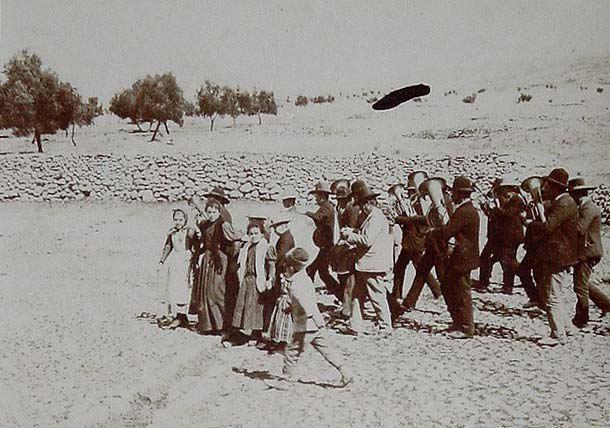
[109,88,141,130]
[110,73,185,141]
[254,90,277,124]
[219,86,239,125]
[237,90,255,118]
[196,80,222,131]
[134,73,185,141]
[0,50,82,153]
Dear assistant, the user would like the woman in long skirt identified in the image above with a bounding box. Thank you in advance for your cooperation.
[192,199,240,334]
[231,221,275,345]
[159,209,198,329]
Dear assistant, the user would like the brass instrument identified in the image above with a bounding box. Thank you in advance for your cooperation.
[419,177,451,226]
[521,176,546,221]
[407,170,429,215]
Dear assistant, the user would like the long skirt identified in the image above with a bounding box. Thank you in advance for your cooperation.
[164,251,192,315]
[268,294,293,343]
[194,250,227,332]
[232,273,264,334]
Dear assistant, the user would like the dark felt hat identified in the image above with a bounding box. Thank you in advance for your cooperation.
[544,168,569,189]
[351,180,380,205]
[205,186,230,204]
[451,176,474,193]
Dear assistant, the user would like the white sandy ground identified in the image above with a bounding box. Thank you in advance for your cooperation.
[0,201,609,427]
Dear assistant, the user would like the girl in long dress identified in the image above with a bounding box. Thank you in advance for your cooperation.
[267,217,296,350]
[159,209,198,329]
[191,199,240,335]
[231,222,276,345]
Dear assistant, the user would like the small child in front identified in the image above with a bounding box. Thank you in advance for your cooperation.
[281,247,352,386]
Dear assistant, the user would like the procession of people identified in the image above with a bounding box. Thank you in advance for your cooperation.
[156,167,609,384]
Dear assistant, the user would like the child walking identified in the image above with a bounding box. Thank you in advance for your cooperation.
[158,209,199,329]
[266,216,296,350]
[280,247,352,386]
[229,219,276,346]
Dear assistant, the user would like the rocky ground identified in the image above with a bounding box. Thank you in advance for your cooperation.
[0,58,609,427]
[0,202,608,428]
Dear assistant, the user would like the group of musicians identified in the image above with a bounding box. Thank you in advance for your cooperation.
[303,167,608,345]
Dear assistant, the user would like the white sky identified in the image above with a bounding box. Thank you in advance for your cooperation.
[1,0,609,102]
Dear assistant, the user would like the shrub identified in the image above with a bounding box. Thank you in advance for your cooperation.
[517,93,532,103]
[295,95,308,106]
[462,94,477,104]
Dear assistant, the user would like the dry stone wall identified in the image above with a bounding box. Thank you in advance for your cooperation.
[0,152,608,223]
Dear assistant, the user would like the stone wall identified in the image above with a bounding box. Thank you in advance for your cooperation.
[1,152,608,223]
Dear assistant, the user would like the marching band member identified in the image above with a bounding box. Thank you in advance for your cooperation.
[568,177,610,327]
[534,168,579,346]
[434,176,480,339]
[389,180,440,318]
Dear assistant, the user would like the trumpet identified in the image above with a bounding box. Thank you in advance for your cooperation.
[521,176,546,221]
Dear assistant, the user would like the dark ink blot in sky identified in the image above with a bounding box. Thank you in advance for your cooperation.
[372,84,431,110]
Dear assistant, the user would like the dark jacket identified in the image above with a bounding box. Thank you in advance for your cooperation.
[275,230,296,275]
[538,193,579,270]
[306,200,336,249]
[577,198,603,262]
[395,209,428,253]
[442,200,480,272]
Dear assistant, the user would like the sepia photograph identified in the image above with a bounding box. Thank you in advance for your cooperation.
[0,1,609,426]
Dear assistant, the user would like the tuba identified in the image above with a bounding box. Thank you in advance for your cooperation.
[407,171,429,215]
[521,176,545,221]
[419,177,451,226]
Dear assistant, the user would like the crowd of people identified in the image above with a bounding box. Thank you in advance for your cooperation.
[155,166,609,382]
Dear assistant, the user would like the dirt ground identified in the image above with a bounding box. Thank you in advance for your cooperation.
[0,201,608,428]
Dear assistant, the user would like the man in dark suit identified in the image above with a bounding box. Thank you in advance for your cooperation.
[389,182,440,317]
[535,168,579,346]
[436,176,480,339]
[568,178,610,327]
[331,182,360,317]
[305,181,340,296]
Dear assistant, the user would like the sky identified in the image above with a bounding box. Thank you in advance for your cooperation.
[1,0,609,103]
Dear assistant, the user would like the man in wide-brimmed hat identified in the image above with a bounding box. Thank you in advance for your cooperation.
[331,182,360,318]
[341,180,393,336]
[532,168,579,346]
[435,176,480,339]
[568,177,610,327]
[304,181,340,297]
[204,186,233,223]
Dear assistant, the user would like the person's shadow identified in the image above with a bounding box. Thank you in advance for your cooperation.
[231,367,345,389]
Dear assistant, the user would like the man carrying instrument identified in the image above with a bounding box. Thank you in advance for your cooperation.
[478,180,525,294]
[389,178,440,318]
[568,177,610,328]
[517,176,547,309]
[533,168,579,346]
[433,176,480,339]
[402,178,451,311]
